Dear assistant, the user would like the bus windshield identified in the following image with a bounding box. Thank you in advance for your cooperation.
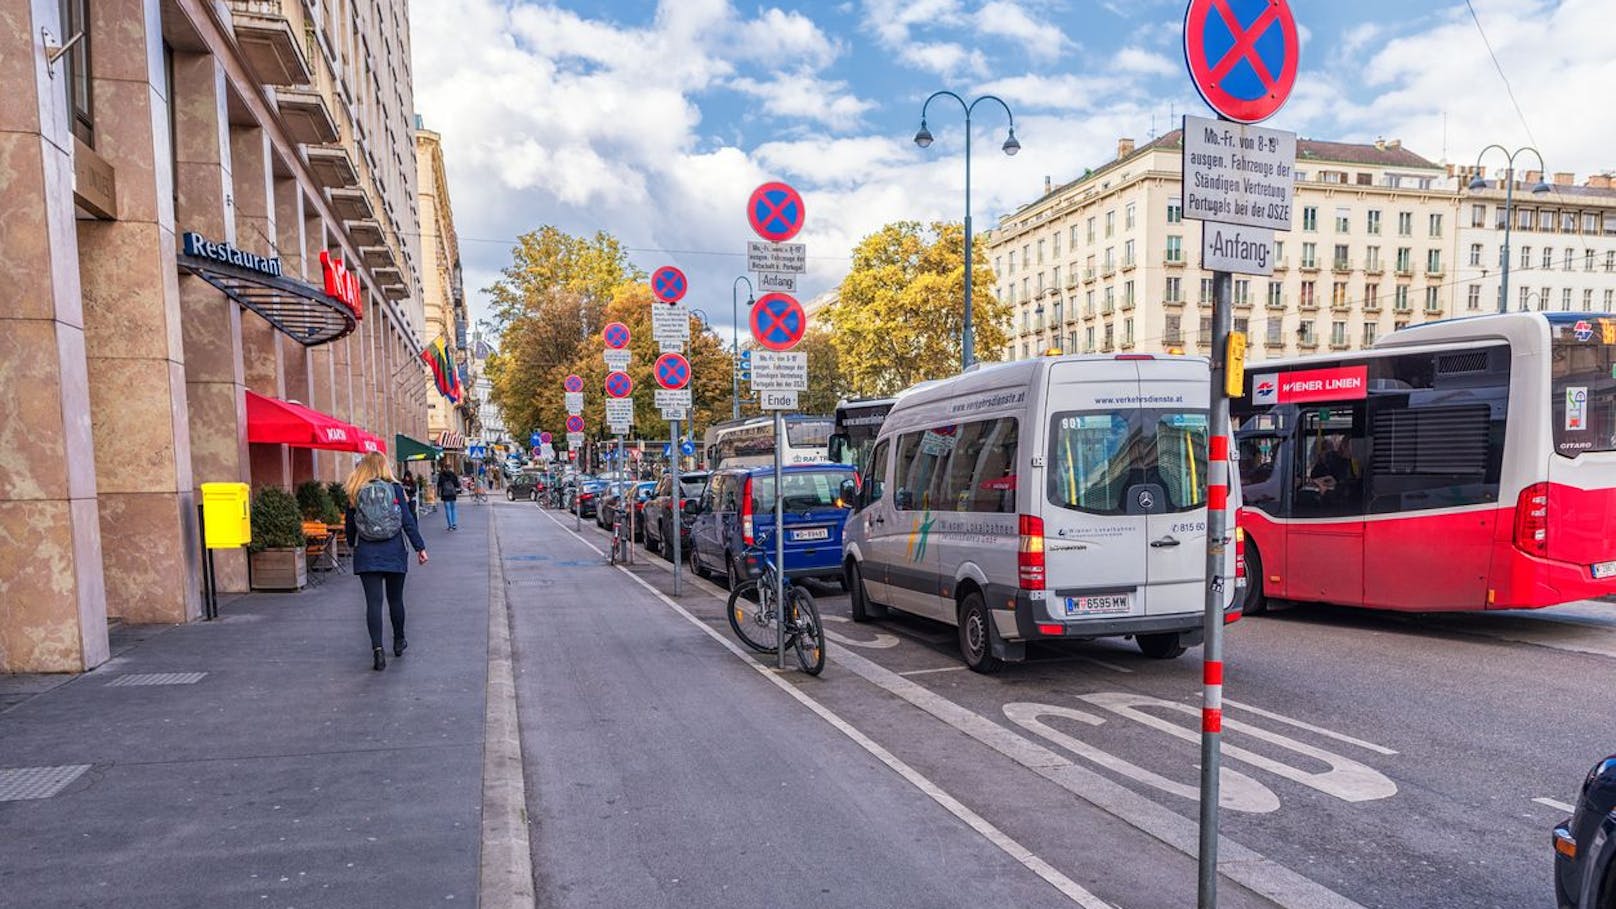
[785,418,832,449]
[1048,410,1209,515]
[1550,319,1616,456]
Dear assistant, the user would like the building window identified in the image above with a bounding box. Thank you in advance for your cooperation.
[1470,204,1487,228]
[1234,279,1250,306]
[1103,324,1114,350]
[1425,286,1440,312]
[1366,246,1381,271]
[995,256,1003,276]
[1563,211,1578,233]
[1103,286,1115,313]
[1564,248,1575,271]
[1331,321,1347,346]
[1052,265,1062,289]
[1469,243,1483,267]
[1540,210,1556,231]
[1467,285,1481,311]
[1166,235,1183,262]
[1165,276,1182,302]
[1365,283,1380,309]
[1104,247,1115,271]
[1427,249,1442,274]
[1302,206,1318,231]
[1037,239,1046,264]
[1521,245,1532,269]
[1037,272,1046,294]
[1125,203,1136,230]
[1396,247,1412,274]
[1164,314,1182,344]
[1335,208,1350,232]
[1200,277,1214,304]
[1332,281,1348,307]
[1087,217,1096,243]
[1266,319,1282,345]
[1394,286,1410,311]
[1428,213,1443,237]
[1518,208,1534,230]
[1584,289,1594,312]
[1299,320,1316,345]
[1540,286,1551,310]
[1563,288,1574,310]
[1007,251,1016,274]
[1367,210,1382,235]
[1363,322,1378,346]
[1086,290,1096,315]
[1234,316,1249,335]
[1105,211,1115,238]
[1167,198,1182,223]
[1123,280,1135,308]
[1397,211,1413,236]
[1300,281,1316,308]
[1301,242,1317,269]
[1052,231,1061,257]
[1497,207,1509,229]
[59,0,94,145]
[1606,289,1614,310]
[1542,248,1553,270]
[1071,225,1080,246]
[1333,244,1350,270]
[1394,320,1409,332]
[1053,300,1064,324]
[1123,317,1134,347]
[1123,239,1135,268]
[1586,249,1596,272]
[1267,282,1283,308]
[1584,213,1599,234]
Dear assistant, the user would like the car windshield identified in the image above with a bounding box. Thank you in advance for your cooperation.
[678,474,709,497]
[749,470,848,511]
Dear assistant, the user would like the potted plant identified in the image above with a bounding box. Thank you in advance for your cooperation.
[327,481,350,514]
[248,485,307,590]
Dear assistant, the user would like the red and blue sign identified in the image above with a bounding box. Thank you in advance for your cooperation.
[747,181,805,243]
[605,370,633,398]
[654,352,691,390]
[563,374,584,393]
[603,321,631,349]
[749,292,807,352]
[565,415,585,433]
[539,431,552,444]
[651,266,688,304]
[1183,0,1298,124]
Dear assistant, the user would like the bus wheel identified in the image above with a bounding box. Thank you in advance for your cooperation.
[1136,633,1187,659]
[958,591,1003,674]
[1243,546,1268,615]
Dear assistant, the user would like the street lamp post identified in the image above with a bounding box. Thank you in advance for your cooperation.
[915,91,1019,371]
[731,276,754,420]
[1469,145,1550,314]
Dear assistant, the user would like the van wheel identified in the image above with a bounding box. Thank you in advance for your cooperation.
[727,556,744,591]
[645,524,660,554]
[1243,546,1268,615]
[958,592,1003,674]
[848,561,885,622]
[1136,633,1187,659]
[688,543,708,579]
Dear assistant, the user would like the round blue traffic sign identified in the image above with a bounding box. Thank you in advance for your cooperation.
[539,431,552,444]
[565,415,585,433]
[749,292,807,352]
[603,321,631,349]
[563,374,584,393]
[1183,0,1298,124]
[747,182,805,243]
[654,352,691,390]
[652,266,688,304]
[605,371,633,398]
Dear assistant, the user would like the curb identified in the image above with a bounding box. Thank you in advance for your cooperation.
[478,509,536,907]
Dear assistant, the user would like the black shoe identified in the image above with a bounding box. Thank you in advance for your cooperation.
[393,638,408,657]
[372,647,386,671]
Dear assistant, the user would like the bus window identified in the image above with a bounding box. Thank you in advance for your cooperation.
[1237,435,1283,512]
[1549,320,1616,456]
[1293,408,1365,517]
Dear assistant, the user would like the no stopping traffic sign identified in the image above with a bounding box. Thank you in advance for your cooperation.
[1183,0,1298,123]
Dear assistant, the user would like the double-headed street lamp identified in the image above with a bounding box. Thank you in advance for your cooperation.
[1469,145,1550,314]
[915,91,1019,371]
[731,276,754,420]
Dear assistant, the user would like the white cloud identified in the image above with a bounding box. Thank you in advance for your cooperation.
[728,72,876,131]
[1112,46,1177,77]
[974,1,1071,63]
[735,8,842,69]
[900,41,989,78]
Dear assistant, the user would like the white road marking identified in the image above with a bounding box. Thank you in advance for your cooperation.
[1219,698,1399,756]
[898,666,968,676]
[821,615,902,649]
[1533,797,1576,813]
[1080,656,1134,675]
[539,511,1113,909]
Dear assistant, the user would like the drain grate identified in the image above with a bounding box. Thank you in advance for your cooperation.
[105,672,207,687]
[0,765,91,801]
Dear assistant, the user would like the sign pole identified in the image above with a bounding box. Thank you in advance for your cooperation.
[1198,269,1233,909]
[671,419,682,597]
[773,409,786,669]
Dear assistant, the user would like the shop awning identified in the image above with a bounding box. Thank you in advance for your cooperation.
[395,433,441,462]
[246,391,361,450]
[356,431,386,455]
[178,235,357,347]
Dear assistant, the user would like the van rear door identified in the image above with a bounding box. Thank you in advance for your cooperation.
[1137,361,1213,617]
[1041,360,1150,622]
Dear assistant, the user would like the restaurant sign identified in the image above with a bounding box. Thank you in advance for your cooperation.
[320,251,363,318]
[182,232,281,277]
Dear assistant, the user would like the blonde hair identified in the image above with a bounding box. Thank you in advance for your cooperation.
[344,452,397,501]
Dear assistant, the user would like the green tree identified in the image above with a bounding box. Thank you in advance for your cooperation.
[824,220,1008,397]
[796,325,845,415]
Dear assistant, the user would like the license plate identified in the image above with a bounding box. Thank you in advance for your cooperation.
[1064,594,1130,616]
[1593,560,1616,579]
[792,527,830,542]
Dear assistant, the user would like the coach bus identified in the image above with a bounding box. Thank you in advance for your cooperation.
[1233,311,1616,613]
[827,396,898,473]
[703,414,833,469]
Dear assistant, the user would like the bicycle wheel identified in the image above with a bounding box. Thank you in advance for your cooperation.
[788,588,826,676]
[727,581,786,654]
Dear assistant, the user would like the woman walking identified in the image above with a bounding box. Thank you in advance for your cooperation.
[436,462,460,531]
[344,452,429,671]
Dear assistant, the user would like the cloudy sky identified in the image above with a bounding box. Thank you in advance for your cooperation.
[408,0,1612,339]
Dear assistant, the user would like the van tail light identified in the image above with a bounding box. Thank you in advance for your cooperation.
[1234,510,1247,583]
[1018,514,1046,590]
[741,477,755,546]
[1513,483,1550,557]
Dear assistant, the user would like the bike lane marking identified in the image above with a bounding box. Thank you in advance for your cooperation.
[537,509,1113,909]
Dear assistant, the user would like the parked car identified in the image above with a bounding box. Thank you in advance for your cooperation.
[507,469,545,501]
[569,478,607,517]
[687,464,855,590]
[598,482,656,537]
[1555,754,1616,909]
[595,480,638,529]
[644,471,709,559]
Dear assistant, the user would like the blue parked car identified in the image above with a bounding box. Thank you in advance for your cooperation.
[687,464,855,590]
[1555,754,1616,909]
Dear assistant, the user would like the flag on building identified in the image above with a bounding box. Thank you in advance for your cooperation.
[421,337,461,402]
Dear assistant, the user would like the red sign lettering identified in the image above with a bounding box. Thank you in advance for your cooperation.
[1252,365,1368,405]
[320,250,363,319]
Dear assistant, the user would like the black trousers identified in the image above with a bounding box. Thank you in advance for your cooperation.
[358,572,407,649]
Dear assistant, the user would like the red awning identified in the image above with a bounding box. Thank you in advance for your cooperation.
[356,430,386,454]
[245,391,360,451]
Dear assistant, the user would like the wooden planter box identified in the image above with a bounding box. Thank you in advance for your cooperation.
[250,546,307,590]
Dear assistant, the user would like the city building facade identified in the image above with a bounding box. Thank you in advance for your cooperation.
[415,123,473,452]
[991,132,1459,362]
[3,0,434,672]
[1453,170,1616,317]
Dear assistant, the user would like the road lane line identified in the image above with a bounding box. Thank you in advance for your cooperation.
[480,511,537,907]
[898,666,968,676]
[1080,657,1134,674]
[1219,698,1399,756]
[538,510,1112,909]
[1533,797,1575,813]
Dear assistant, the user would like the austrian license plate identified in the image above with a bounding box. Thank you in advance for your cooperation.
[792,527,830,542]
[1064,594,1130,616]
[1593,560,1616,579]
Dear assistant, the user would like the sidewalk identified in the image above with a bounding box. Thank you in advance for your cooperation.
[0,499,493,908]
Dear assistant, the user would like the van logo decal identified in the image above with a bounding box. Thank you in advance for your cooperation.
[906,511,936,562]
[1137,490,1156,510]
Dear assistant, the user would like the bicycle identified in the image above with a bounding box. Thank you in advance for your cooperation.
[725,534,825,675]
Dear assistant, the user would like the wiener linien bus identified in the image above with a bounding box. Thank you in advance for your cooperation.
[1233,311,1616,613]
[703,414,833,469]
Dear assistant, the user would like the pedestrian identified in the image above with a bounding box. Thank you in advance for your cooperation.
[401,472,419,518]
[344,452,428,671]
[436,461,460,530]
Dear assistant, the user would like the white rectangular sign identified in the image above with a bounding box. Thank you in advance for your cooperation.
[566,432,584,447]
[654,388,692,408]
[651,304,690,343]
[564,392,584,413]
[658,341,684,354]
[760,389,799,411]
[1182,114,1296,232]
[604,399,634,424]
[1201,221,1277,276]
[603,349,631,370]
[756,272,797,293]
[660,407,687,421]
[747,241,806,275]
[540,443,554,459]
[750,350,808,391]
[608,423,630,436]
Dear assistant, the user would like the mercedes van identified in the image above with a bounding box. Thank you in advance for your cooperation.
[840,354,1242,672]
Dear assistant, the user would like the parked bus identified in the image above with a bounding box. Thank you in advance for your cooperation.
[703,414,833,469]
[827,396,897,473]
[1233,311,1616,614]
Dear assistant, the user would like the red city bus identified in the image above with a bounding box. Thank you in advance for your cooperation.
[1234,311,1616,612]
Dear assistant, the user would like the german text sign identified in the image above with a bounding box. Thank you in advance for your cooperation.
[747,242,806,275]
[651,304,690,343]
[654,388,692,408]
[1251,365,1368,405]
[1182,115,1296,231]
[757,272,797,293]
[750,351,808,391]
[603,349,631,370]
[1201,222,1276,276]
[564,392,584,413]
[760,390,798,411]
[605,399,634,424]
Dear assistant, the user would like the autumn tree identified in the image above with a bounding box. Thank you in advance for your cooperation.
[795,325,846,415]
[824,220,1008,397]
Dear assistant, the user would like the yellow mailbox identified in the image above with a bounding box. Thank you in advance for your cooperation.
[200,482,252,549]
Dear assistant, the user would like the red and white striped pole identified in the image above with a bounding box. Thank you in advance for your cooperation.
[1198,272,1234,908]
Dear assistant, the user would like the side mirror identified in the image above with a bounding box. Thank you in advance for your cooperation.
[838,478,858,509]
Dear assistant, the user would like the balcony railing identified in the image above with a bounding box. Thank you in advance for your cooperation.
[1300,259,1320,273]
[1165,252,1185,267]
[1273,258,1289,271]
[1332,259,1353,273]
[1365,263,1384,275]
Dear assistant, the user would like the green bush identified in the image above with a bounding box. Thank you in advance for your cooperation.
[326,481,350,513]
[295,481,330,520]
[249,486,306,553]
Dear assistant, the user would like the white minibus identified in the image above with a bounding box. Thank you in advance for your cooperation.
[840,354,1242,672]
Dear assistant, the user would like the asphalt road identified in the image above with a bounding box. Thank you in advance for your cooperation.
[504,498,1616,909]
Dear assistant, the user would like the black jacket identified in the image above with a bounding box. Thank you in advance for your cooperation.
[436,471,460,500]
